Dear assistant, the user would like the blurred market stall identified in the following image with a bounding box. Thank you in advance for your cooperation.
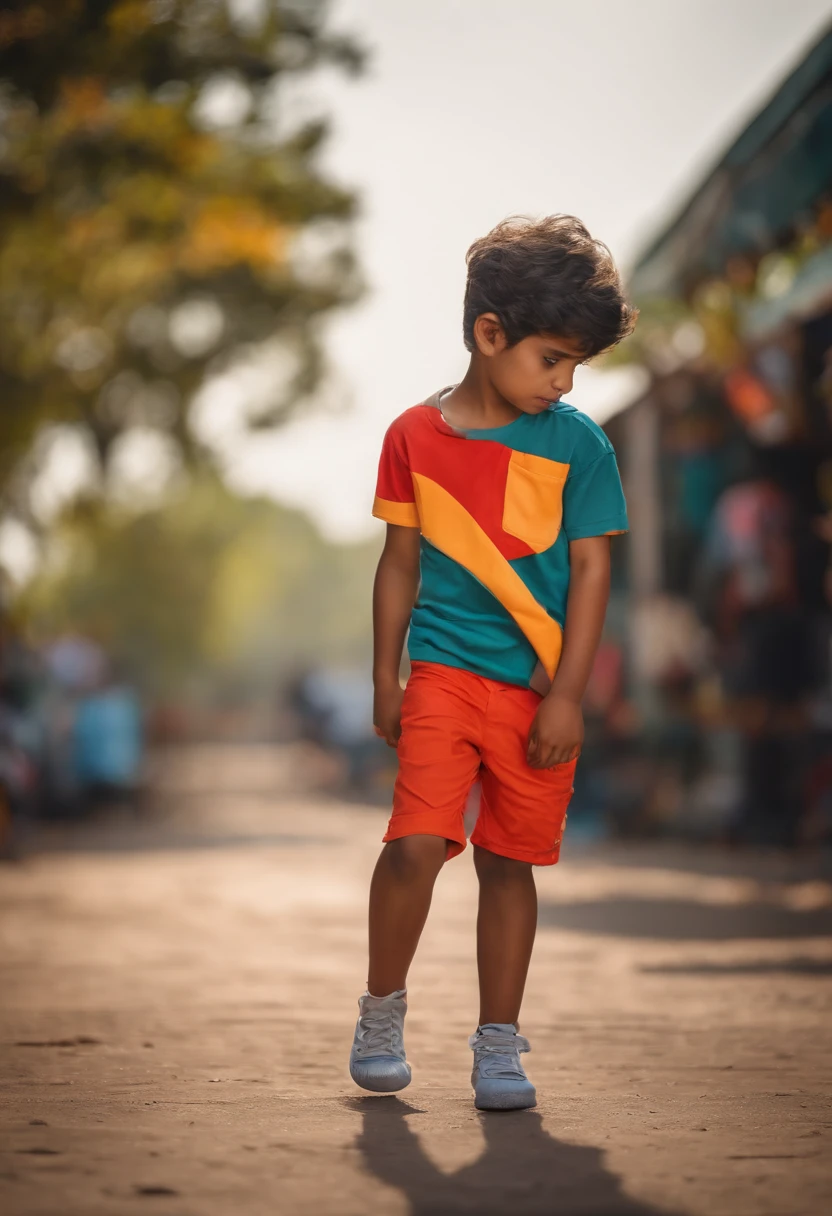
[603,24,832,845]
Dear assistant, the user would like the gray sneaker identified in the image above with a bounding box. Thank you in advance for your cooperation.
[349,989,412,1093]
[469,1022,536,1110]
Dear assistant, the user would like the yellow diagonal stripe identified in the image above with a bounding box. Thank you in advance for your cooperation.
[412,472,563,679]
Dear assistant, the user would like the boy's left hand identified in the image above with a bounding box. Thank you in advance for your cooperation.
[527,693,583,769]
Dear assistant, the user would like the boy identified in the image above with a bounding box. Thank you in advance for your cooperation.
[349,215,635,1110]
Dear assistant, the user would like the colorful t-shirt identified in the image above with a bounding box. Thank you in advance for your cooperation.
[373,391,629,690]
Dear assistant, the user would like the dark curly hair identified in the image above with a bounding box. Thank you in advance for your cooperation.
[463,215,636,357]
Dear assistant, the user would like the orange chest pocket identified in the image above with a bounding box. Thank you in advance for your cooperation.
[502,451,570,553]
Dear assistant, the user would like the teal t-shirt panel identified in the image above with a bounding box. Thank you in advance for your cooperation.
[407,402,629,689]
[408,540,541,688]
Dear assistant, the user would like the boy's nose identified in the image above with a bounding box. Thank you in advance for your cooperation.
[551,369,574,395]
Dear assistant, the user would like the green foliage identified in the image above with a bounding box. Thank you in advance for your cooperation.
[599,296,695,370]
[0,0,363,501]
[19,472,380,698]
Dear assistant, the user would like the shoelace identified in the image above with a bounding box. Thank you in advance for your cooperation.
[468,1030,531,1079]
[355,1007,402,1057]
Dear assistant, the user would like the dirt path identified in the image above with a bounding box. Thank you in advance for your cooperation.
[2,745,831,1215]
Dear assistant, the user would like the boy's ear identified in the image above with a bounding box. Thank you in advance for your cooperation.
[472,312,507,357]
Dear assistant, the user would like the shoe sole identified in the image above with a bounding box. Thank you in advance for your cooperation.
[349,1066,412,1094]
[474,1089,537,1111]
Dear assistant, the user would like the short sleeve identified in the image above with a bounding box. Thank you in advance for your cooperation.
[562,450,628,541]
[372,421,420,528]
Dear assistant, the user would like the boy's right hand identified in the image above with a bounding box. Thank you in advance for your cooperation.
[373,679,404,748]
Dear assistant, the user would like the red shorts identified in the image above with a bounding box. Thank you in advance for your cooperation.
[384,662,576,866]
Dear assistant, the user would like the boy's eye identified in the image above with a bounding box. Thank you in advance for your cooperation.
[543,356,558,367]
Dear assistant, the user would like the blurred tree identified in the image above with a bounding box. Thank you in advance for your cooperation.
[0,0,363,510]
[19,475,380,699]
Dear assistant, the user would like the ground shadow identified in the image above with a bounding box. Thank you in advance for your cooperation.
[537,896,832,941]
[26,812,327,856]
[641,957,832,976]
[349,1095,678,1216]
[34,830,326,855]
[568,841,832,884]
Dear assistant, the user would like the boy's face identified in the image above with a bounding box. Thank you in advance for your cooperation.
[474,314,588,414]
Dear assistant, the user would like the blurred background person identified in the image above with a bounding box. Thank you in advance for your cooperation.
[696,456,818,844]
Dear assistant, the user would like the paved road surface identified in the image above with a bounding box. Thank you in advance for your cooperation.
[2,744,831,1215]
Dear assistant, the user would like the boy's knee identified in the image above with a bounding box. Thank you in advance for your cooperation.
[473,845,532,885]
[383,835,446,882]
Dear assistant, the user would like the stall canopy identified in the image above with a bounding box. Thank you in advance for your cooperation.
[631,24,832,301]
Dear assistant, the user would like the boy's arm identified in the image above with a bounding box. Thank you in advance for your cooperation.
[373,523,421,747]
[527,535,611,769]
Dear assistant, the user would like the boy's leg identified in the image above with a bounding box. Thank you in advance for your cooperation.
[350,835,447,1094]
[470,845,538,1110]
[471,683,576,1020]
[350,663,483,1093]
[367,834,447,996]
[369,663,486,994]
[465,682,575,1110]
[473,845,537,1024]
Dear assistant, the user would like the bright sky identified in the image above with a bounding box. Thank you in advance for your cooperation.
[9,0,831,585]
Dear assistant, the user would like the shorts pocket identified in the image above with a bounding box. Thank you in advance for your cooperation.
[502,451,569,553]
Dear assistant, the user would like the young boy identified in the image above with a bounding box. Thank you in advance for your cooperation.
[349,215,635,1110]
